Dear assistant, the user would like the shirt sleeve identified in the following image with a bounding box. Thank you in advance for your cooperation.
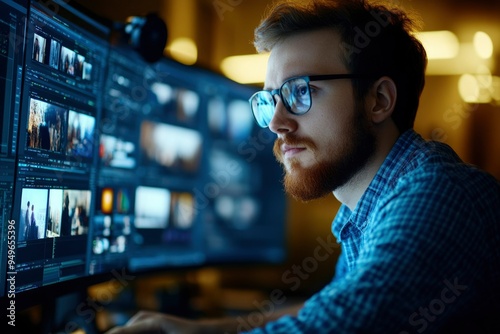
[241,172,497,333]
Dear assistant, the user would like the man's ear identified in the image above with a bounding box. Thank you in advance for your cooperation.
[367,76,397,124]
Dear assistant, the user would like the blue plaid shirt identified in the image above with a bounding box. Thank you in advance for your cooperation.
[244,130,500,334]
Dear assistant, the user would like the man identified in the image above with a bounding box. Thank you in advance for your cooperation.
[28,204,38,240]
[107,0,500,333]
[24,201,31,240]
[33,37,40,62]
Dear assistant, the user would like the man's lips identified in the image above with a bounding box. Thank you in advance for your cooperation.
[282,144,306,158]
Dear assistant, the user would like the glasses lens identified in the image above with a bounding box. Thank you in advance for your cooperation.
[250,91,275,127]
[282,77,311,114]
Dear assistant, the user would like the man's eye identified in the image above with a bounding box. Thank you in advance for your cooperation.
[294,85,308,96]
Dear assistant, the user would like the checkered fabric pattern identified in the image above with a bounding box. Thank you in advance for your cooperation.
[244,130,500,333]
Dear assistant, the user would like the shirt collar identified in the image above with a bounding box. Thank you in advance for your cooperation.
[332,129,425,241]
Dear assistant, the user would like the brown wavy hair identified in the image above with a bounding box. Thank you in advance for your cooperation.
[254,0,427,133]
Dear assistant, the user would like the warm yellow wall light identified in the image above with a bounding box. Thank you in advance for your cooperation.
[414,30,460,60]
[459,74,481,103]
[458,72,493,104]
[167,37,198,65]
[473,31,494,59]
[220,53,269,84]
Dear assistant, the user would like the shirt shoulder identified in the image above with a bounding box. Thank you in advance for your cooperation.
[332,129,500,241]
[386,136,500,215]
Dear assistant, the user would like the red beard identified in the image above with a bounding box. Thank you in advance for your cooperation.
[273,108,376,202]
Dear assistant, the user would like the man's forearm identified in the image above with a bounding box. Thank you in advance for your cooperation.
[199,303,303,334]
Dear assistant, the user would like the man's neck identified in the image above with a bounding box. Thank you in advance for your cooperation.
[333,123,400,211]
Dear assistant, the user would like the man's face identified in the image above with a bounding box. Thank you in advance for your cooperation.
[265,29,376,201]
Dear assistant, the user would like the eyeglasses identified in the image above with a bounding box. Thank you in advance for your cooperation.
[249,74,362,128]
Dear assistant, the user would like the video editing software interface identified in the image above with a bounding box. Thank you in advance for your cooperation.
[91,46,208,274]
[1,0,286,303]
[11,0,110,293]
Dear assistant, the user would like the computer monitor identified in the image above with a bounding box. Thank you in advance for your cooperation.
[4,0,111,311]
[93,44,286,274]
[0,0,29,300]
[91,45,207,277]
